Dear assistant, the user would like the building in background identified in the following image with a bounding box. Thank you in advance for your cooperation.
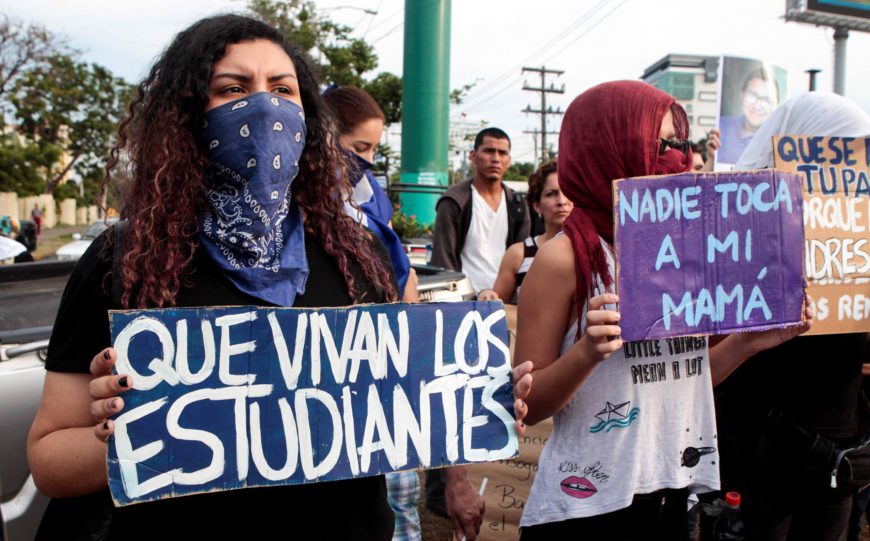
[641,54,720,140]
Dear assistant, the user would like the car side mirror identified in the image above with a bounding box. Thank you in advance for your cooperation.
[72,233,82,241]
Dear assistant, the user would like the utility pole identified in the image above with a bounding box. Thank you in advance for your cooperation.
[522,66,565,164]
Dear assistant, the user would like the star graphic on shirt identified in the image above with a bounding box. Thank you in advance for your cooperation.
[594,401,631,423]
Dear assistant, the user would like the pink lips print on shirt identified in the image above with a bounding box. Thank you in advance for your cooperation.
[560,476,598,499]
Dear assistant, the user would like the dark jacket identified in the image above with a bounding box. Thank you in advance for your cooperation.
[430,179,530,271]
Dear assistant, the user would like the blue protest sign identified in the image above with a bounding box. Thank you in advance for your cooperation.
[107,302,517,506]
[614,170,806,340]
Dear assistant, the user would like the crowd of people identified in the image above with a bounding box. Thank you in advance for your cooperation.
[429,81,867,541]
[23,10,870,541]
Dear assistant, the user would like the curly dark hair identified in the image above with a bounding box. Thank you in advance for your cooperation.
[101,14,397,308]
[526,161,557,206]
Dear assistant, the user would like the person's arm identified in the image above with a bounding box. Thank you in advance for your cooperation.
[430,199,461,271]
[28,372,108,497]
[28,347,130,497]
[402,267,419,302]
[477,242,523,302]
[443,351,534,541]
[514,235,622,426]
[708,301,813,385]
[444,465,484,541]
[701,129,720,173]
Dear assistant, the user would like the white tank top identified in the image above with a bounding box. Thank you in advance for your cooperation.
[520,239,719,527]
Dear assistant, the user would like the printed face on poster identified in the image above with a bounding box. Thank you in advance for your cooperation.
[106,302,518,506]
[614,170,806,341]
[715,57,788,170]
[774,135,870,334]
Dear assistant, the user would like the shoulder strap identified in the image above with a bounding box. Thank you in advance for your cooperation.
[111,220,129,307]
[524,236,538,257]
[457,183,473,256]
[506,187,527,241]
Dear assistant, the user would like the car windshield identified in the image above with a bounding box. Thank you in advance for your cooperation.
[82,221,109,240]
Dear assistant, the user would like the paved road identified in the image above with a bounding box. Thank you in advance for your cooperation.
[32,224,88,260]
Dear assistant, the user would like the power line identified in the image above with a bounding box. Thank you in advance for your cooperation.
[371,20,404,44]
[458,3,612,113]
[361,0,386,37]
[365,6,403,36]
[459,0,609,105]
[461,0,626,122]
[457,0,612,108]
[541,0,627,64]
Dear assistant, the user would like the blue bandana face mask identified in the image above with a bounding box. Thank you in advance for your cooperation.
[199,92,309,306]
[340,149,409,293]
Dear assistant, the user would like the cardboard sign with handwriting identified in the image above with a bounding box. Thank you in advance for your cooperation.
[774,135,870,334]
[107,302,518,506]
[614,170,806,340]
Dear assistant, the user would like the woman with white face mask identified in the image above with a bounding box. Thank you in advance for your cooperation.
[323,85,423,540]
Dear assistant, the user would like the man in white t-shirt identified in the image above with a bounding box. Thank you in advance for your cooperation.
[431,128,530,292]
[428,128,530,540]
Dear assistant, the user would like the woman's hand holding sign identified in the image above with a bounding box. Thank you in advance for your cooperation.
[512,360,533,437]
[739,299,814,354]
[579,293,623,362]
[89,347,129,442]
[709,297,814,385]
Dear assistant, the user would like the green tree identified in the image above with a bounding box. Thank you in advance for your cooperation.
[363,72,402,124]
[503,161,536,181]
[0,135,58,196]
[249,0,454,127]
[9,53,130,194]
[450,80,478,105]
[248,0,380,87]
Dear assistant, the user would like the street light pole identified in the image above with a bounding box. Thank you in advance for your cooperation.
[833,26,848,95]
[805,68,821,91]
[398,0,451,227]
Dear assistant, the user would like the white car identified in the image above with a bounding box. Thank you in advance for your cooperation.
[55,219,118,261]
[1,259,77,541]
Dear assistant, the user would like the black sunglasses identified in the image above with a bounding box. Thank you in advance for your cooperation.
[659,138,690,156]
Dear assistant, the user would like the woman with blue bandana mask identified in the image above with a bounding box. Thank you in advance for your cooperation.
[323,86,418,302]
[22,15,535,541]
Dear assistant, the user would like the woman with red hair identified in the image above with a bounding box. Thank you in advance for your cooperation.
[516,81,810,539]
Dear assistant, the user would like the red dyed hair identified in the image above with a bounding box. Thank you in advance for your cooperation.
[558,80,689,313]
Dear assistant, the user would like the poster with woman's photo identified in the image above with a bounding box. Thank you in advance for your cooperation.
[715,57,788,170]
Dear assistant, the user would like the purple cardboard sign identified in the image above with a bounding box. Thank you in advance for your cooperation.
[614,170,806,341]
